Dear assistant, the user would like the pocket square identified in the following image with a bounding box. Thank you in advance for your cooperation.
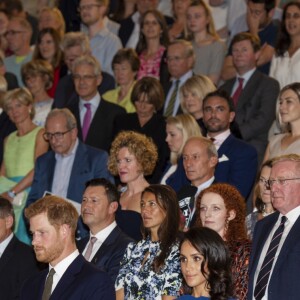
[219,154,229,162]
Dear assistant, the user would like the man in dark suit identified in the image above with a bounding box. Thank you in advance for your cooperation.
[77,178,133,282]
[162,40,195,117]
[21,195,115,300]
[202,89,258,199]
[67,55,125,152]
[0,197,40,300]
[54,32,115,109]
[177,137,218,230]
[219,32,279,163]
[248,154,300,300]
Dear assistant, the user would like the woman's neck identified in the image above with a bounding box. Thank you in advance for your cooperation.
[138,113,153,127]
[290,119,300,135]
[16,119,35,136]
[192,111,203,120]
[263,203,275,214]
[193,284,210,298]
[145,39,161,56]
[34,90,50,103]
[119,81,134,101]
[194,31,212,45]
[126,175,149,194]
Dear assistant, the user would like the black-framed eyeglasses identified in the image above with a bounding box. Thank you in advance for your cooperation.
[43,128,74,141]
[267,177,300,188]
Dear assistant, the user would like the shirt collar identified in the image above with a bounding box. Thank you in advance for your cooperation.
[91,221,117,243]
[49,249,79,276]
[282,205,300,224]
[55,138,79,159]
[237,68,256,84]
[207,129,231,147]
[0,233,13,256]
[171,70,193,84]
[195,176,215,197]
[79,92,100,110]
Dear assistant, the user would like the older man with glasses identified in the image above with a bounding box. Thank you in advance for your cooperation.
[26,108,113,238]
[248,154,300,300]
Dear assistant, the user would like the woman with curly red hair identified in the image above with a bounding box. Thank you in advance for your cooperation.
[195,183,251,300]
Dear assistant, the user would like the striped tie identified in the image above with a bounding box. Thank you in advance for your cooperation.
[254,216,287,300]
[165,80,180,117]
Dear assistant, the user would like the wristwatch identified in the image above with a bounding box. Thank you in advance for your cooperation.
[8,190,16,198]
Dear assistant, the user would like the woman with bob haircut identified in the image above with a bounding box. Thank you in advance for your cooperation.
[116,184,182,300]
[195,183,251,300]
[179,227,234,300]
[108,130,158,240]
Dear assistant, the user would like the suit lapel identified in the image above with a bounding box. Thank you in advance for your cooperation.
[217,134,233,157]
[0,236,16,271]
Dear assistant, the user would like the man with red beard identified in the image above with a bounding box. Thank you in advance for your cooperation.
[21,195,115,300]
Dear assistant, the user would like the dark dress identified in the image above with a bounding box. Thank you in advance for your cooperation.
[114,113,169,184]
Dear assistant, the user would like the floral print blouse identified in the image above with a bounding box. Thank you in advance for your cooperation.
[115,237,182,299]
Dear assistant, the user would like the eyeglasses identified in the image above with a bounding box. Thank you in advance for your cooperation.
[78,4,101,12]
[267,177,300,188]
[72,74,97,82]
[43,128,74,141]
[165,56,187,63]
[5,30,26,37]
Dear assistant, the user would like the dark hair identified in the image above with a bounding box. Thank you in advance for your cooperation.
[231,32,261,52]
[0,197,14,219]
[203,89,235,112]
[136,9,169,54]
[0,0,23,15]
[196,183,247,242]
[112,48,140,72]
[33,27,63,68]
[279,82,300,101]
[131,76,164,110]
[141,184,180,273]
[275,2,300,56]
[85,178,120,204]
[249,0,276,13]
[180,227,233,300]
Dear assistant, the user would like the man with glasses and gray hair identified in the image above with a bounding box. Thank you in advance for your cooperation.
[26,108,113,237]
[248,154,300,300]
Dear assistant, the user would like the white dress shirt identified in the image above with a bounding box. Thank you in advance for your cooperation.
[207,129,231,150]
[0,233,13,258]
[231,68,256,97]
[79,92,101,127]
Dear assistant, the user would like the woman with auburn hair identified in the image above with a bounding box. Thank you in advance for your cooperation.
[186,0,225,85]
[116,184,182,300]
[161,114,202,192]
[195,183,251,300]
[179,227,234,300]
[108,130,158,240]
[180,75,216,135]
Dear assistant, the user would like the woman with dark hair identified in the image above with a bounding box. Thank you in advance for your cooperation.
[33,27,65,97]
[270,2,300,89]
[264,82,300,161]
[195,183,251,300]
[136,9,169,81]
[114,77,169,183]
[246,160,275,239]
[103,48,140,113]
[110,0,136,23]
[115,184,182,299]
[179,227,234,300]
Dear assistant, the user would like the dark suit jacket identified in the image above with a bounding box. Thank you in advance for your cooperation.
[0,235,40,300]
[27,141,113,207]
[220,70,279,162]
[53,72,115,108]
[215,134,257,199]
[248,212,300,300]
[77,226,133,282]
[68,97,126,152]
[20,254,115,300]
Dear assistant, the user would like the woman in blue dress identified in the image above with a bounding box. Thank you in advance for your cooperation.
[179,227,234,300]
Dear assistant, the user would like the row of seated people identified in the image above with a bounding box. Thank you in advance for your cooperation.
[1,152,300,299]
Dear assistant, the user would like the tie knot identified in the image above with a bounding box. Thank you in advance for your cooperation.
[48,268,56,278]
[174,79,180,88]
[238,77,244,85]
[84,103,91,109]
[90,236,97,245]
[280,215,287,225]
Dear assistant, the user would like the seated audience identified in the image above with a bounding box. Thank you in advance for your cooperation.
[179,227,234,299]
[108,131,158,240]
[115,184,182,299]
[162,114,202,192]
[103,48,139,113]
[0,88,48,244]
[21,59,54,126]
[196,183,251,300]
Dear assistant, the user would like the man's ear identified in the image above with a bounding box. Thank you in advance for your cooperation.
[229,111,235,123]
[5,215,14,230]
[109,202,118,214]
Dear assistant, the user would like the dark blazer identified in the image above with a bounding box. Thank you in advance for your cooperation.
[77,226,133,282]
[220,70,279,162]
[53,72,115,109]
[248,212,300,300]
[27,141,113,207]
[68,96,126,152]
[215,134,258,199]
[0,235,40,300]
[20,254,115,300]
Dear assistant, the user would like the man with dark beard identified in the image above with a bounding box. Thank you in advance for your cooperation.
[202,89,258,200]
[21,195,115,300]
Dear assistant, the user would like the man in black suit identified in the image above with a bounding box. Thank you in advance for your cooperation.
[21,195,115,300]
[68,54,125,152]
[54,31,115,109]
[220,32,279,163]
[78,178,133,282]
[0,197,40,300]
